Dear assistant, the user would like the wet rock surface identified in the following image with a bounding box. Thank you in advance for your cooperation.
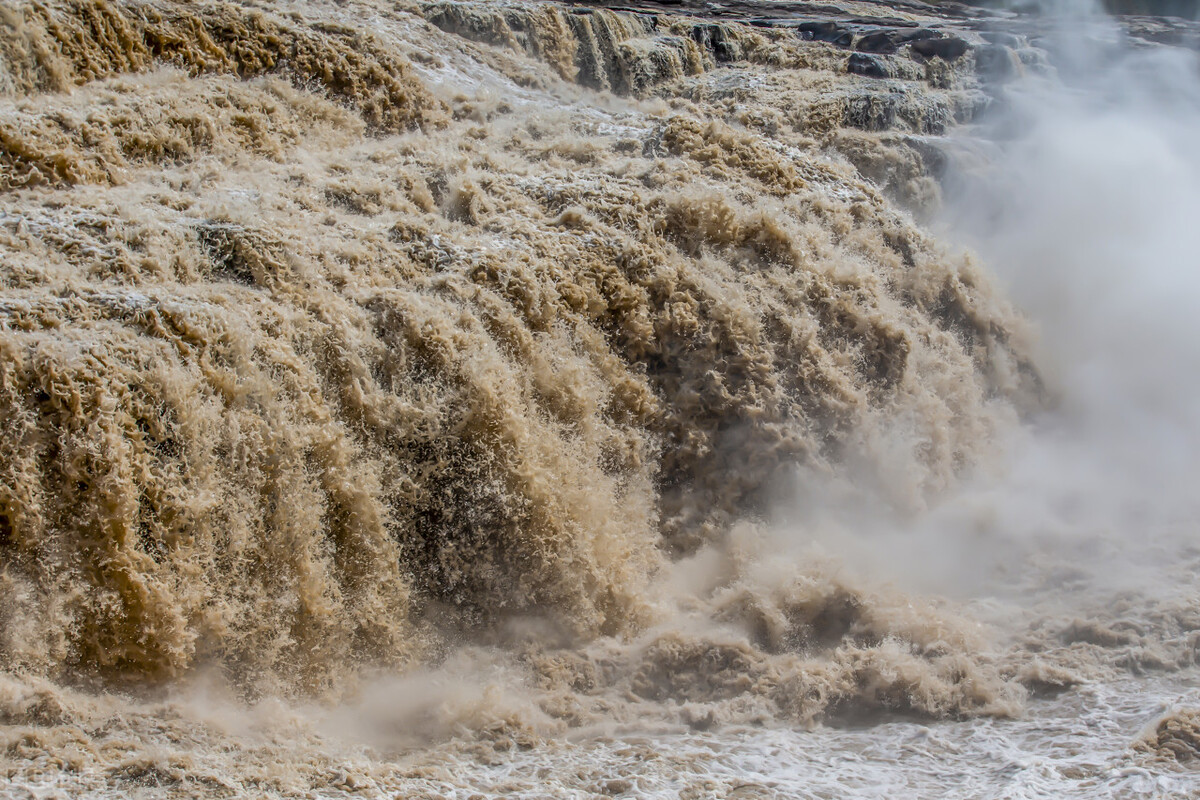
[571,0,1200,55]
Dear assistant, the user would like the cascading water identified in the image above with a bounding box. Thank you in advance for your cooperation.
[0,0,1197,796]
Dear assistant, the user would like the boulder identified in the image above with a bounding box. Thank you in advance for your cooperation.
[797,21,854,47]
[911,35,971,61]
[856,27,940,54]
[847,52,888,78]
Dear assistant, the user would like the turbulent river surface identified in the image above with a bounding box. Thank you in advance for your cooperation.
[1,0,1199,797]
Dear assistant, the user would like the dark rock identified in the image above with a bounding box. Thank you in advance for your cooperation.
[855,30,899,53]
[974,43,1017,81]
[856,27,941,54]
[847,52,888,78]
[797,21,854,47]
[910,35,971,61]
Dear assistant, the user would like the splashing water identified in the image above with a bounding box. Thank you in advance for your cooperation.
[1,0,1198,796]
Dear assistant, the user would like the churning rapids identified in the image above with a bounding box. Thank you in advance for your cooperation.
[1,0,1198,797]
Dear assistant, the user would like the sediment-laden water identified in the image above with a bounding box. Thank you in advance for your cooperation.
[1,0,1197,796]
